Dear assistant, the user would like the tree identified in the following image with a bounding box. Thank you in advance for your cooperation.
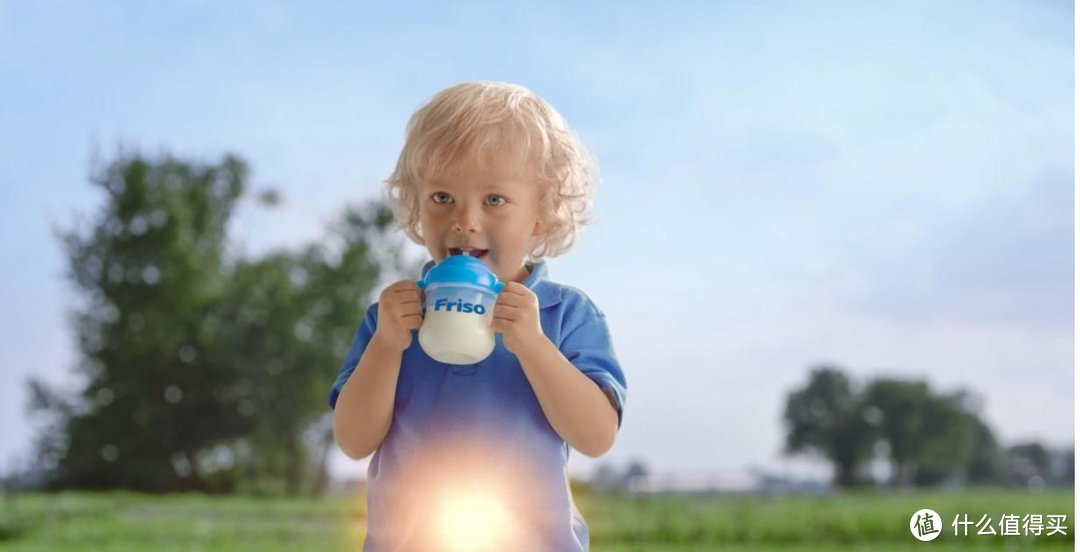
[782,366,876,487]
[909,392,978,486]
[1055,447,1073,487]
[859,380,981,487]
[30,153,251,491]
[964,415,1008,485]
[858,379,928,487]
[30,151,406,494]
[212,203,406,495]
[783,367,998,489]
[1006,442,1052,488]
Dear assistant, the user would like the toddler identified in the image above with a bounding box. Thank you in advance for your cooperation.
[329,81,626,551]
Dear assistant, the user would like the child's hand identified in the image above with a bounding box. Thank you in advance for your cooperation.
[372,280,424,352]
[491,282,546,356]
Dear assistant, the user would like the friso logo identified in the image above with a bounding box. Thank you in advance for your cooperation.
[433,298,486,315]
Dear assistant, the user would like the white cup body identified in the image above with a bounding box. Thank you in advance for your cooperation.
[418,284,497,365]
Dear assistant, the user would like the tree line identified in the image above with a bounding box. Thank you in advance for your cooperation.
[783,366,1072,489]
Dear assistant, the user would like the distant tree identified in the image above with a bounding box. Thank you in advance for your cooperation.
[860,379,982,487]
[858,379,928,487]
[782,366,876,487]
[590,462,620,491]
[622,459,650,489]
[964,416,1008,486]
[1006,442,1052,489]
[783,367,1006,489]
[212,203,406,495]
[995,443,1074,490]
[909,392,978,486]
[1056,447,1074,487]
[31,152,251,491]
[590,459,650,493]
[29,151,405,494]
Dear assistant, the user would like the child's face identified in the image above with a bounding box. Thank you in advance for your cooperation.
[418,160,544,283]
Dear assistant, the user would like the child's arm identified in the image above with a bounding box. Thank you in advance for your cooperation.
[516,338,620,458]
[332,335,404,459]
[493,282,620,458]
[332,280,423,459]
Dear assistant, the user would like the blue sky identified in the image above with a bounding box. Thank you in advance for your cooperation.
[1,1,1073,482]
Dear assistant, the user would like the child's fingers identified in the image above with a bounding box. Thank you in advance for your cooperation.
[390,288,423,302]
[495,295,517,308]
[498,284,536,301]
[501,281,529,293]
[401,313,422,329]
[497,290,527,302]
[382,280,423,301]
[497,291,535,306]
[394,297,422,308]
[379,281,423,312]
[388,279,421,290]
[492,304,520,321]
[391,302,422,317]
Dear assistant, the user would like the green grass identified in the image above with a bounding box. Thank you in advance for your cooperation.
[580,487,1073,550]
[0,488,1071,551]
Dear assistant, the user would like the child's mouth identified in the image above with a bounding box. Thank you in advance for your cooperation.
[448,247,488,259]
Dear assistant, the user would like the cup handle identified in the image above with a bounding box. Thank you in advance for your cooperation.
[493,282,505,294]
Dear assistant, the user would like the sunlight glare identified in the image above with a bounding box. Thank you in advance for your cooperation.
[433,487,513,551]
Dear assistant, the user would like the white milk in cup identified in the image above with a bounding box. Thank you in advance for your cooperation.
[416,254,505,365]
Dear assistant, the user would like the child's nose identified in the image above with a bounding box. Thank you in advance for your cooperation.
[451,205,482,233]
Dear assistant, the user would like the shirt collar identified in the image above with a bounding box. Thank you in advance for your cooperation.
[420,259,561,308]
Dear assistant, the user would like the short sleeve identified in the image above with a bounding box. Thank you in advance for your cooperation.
[328,303,378,409]
[559,313,627,428]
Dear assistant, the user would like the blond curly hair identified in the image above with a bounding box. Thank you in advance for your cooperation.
[385,81,599,261]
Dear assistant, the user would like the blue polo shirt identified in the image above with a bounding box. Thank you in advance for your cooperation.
[329,260,626,551]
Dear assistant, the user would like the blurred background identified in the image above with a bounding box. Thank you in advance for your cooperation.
[0,0,1073,549]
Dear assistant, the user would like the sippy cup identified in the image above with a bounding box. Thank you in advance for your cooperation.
[416,254,505,365]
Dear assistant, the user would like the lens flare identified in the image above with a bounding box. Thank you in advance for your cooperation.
[433,486,513,551]
[354,435,553,549]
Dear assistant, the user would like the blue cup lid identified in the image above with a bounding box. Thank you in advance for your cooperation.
[416,254,505,294]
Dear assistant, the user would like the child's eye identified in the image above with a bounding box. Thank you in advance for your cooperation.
[485,195,506,207]
[432,192,452,204]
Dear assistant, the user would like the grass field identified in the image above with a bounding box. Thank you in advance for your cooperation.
[0,487,1072,551]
